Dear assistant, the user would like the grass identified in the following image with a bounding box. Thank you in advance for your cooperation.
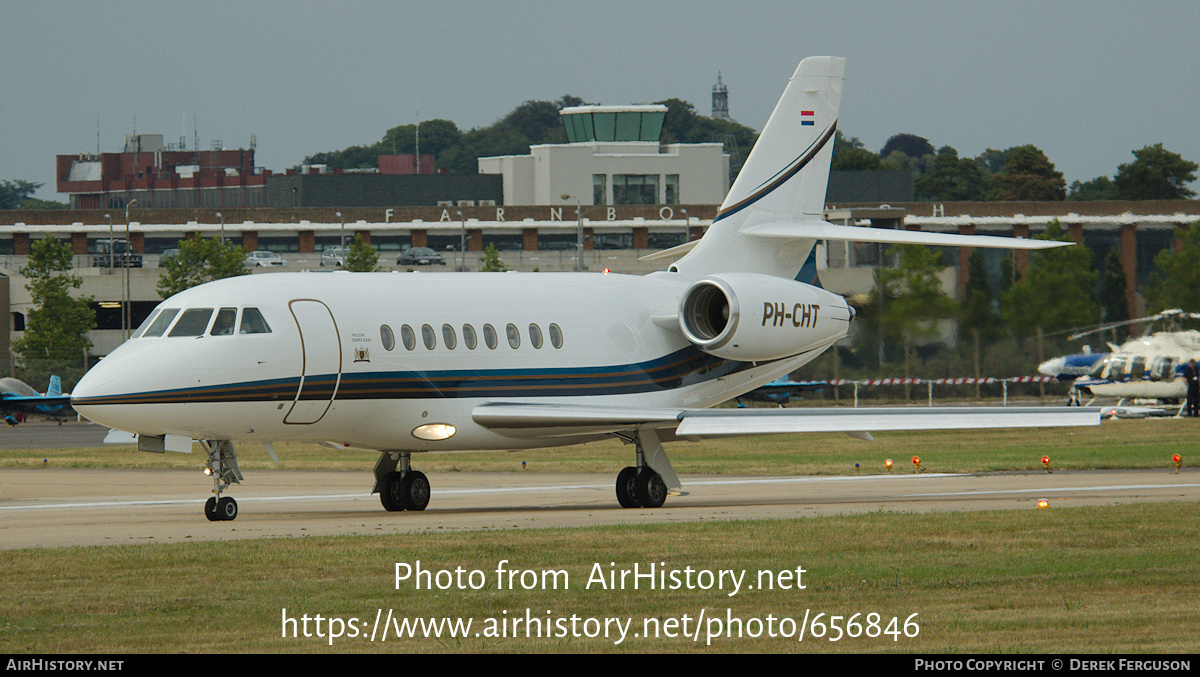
[2,417,1194,475]
[1,417,1197,653]
[1,502,1196,653]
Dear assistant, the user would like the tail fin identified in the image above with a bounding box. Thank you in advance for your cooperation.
[675,57,845,280]
[48,375,61,397]
[718,56,844,224]
[671,56,1067,282]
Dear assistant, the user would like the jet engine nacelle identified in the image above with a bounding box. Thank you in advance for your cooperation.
[678,273,852,361]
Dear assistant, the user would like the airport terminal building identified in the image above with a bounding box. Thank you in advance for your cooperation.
[1,199,1198,364]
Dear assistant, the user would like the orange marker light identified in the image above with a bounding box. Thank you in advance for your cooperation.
[1174,454,1183,472]
[1042,455,1052,473]
[912,456,921,472]
[885,458,894,472]
[1037,498,1050,509]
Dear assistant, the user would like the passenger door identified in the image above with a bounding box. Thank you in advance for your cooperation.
[284,299,342,425]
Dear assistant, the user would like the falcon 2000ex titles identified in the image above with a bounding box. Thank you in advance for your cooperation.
[71,57,1100,521]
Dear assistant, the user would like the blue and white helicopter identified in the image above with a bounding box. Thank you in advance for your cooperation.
[1043,309,1200,407]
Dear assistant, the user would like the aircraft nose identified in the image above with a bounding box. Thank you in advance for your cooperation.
[1037,357,1063,377]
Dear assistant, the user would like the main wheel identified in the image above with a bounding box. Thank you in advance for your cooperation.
[615,467,641,508]
[635,468,668,508]
[217,496,238,521]
[380,471,405,512]
[399,471,430,511]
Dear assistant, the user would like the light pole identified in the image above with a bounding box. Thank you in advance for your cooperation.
[216,211,223,244]
[123,199,139,340]
[457,210,466,272]
[681,208,690,245]
[105,213,112,271]
[560,194,583,271]
[337,211,344,249]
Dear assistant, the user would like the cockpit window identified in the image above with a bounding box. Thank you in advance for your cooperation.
[132,310,161,339]
[141,308,180,337]
[210,308,237,336]
[168,308,214,337]
[239,307,272,334]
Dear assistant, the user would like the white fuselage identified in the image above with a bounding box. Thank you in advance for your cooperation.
[71,271,849,451]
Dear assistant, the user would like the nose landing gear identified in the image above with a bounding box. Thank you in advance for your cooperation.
[202,440,242,521]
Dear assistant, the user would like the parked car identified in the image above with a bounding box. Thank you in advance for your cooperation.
[320,247,348,267]
[245,250,286,267]
[92,238,143,268]
[397,247,446,266]
[159,249,179,267]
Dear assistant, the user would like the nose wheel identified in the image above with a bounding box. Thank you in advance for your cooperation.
[202,440,242,521]
[205,496,239,521]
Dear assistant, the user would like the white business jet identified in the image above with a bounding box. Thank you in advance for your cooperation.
[70,57,1098,521]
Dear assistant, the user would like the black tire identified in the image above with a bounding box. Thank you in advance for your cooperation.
[400,471,430,511]
[205,496,221,521]
[615,467,641,508]
[635,468,668,508]
[217,496,238,521]
[380,471,405,512]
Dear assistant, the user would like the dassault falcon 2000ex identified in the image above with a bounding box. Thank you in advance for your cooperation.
[71,57,1100,521]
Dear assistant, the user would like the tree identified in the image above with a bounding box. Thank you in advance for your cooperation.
[831,131,882,170]
[876,245,956,395]
[478,243,509,272]
[1000,220,1099,338]
[959,249,1001,342]
[1144,221,1200,313]
[1067,176,1118,201]
[1113,143,1198,200]
[989,145,1066,200]
[14,236,96,364]
[1098,246,1128,325]
[157,237,249,299]
[0,180,42,209]
[879,133,934,160]
[343,233,380,272]
[915,149,989,201]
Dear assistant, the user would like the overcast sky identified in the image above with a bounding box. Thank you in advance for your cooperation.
[4,1,1199,200]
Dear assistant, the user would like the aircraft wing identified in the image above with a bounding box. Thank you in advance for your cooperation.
[2,394,72,407]
[471,402,1102,440]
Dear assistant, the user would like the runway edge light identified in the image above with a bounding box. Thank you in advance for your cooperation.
[885,458,894,472]
[912,456,921,473]
[1042,455,1052,474]
[1037,498,1050,509]
[1174,454,1182,473]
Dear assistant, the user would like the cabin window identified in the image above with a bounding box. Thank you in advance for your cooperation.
[210,308,237,336]
[442,324,457,350]
[381,324,395,351]
[239,308,272,334]
[506,323,521,349]
[141,308,179,337]
[549,323,563,349]
[401,324,416,350]
[168,308,214,337]
[463,324,478,350]
[483,324,498,350]
[421,324,436,350]
[529,323,543,349]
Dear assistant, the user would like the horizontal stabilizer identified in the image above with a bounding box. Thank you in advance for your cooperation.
[744,221,1072,250]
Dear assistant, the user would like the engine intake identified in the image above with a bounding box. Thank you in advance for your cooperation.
[678,273,850,362]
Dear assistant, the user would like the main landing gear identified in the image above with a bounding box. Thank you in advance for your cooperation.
[613,428,681,509]
[202,440,242,521]
[373,451,430,511]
